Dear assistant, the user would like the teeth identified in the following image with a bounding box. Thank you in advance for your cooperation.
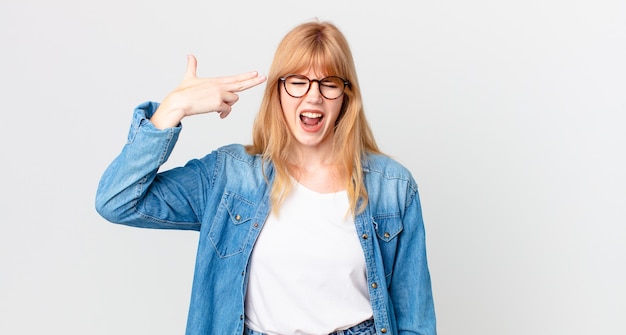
[301,112,322,118]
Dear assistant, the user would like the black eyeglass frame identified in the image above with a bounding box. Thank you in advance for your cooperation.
[279,74,351,100]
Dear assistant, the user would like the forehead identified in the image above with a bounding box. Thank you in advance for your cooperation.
[297,67,328,79]
[288,54,340,78]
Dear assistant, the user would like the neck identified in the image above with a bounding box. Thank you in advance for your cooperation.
[287,148,347,194]
[288,141,336,168]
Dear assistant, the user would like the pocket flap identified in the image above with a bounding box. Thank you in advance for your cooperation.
[373,214,403,242]
[221,192,254,225]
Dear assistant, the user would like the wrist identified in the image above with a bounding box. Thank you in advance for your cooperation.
[151,103,186,129]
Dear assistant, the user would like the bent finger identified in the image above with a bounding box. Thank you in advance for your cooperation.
[218,105,233,119]
[222,92,240,106]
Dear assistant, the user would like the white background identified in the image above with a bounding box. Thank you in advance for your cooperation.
[1,0,625,334]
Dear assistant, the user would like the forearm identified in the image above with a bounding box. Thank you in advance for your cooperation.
[95,102,182,226]
[392,188,437,335]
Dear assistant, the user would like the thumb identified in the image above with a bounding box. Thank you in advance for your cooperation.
[184,54,198,79]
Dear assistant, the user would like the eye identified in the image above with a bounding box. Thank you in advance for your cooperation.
[286,75,309,86]
[321,77,343,89]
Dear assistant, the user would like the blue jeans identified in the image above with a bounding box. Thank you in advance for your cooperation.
[244,318,376,335]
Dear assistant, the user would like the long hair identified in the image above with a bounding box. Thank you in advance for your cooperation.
[246,20,381,214]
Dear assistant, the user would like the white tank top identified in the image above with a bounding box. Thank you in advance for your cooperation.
[244,182,373,335]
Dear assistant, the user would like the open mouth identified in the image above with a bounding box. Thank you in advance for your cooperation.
[300,111,324,126]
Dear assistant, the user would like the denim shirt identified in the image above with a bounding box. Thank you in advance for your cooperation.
[95,102,436,335]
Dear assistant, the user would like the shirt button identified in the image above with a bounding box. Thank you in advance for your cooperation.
[235,214,241,221]
[362,234,368,239]
[240,314,244,320]
[381,327,388,333]
[384,232,390,238]
[253,222,259,228]
[371,282,378,289]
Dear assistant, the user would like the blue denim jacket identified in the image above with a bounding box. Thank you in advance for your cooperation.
[95,102,436,335]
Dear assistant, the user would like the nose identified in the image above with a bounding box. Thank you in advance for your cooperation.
[305,81,323,103]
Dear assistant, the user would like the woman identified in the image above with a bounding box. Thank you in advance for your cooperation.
[96,20,436,335]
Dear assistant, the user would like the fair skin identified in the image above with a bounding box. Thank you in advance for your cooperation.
[151,55,266,129]
[152,56,345,193]
[280,69,346,193]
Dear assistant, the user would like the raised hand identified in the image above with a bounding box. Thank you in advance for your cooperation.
[151,55,267,129]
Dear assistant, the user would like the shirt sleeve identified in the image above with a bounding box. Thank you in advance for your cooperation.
[391,179,437,334]
[94,101,208,231]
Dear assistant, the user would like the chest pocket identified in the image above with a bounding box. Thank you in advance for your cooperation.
[373,213,403,278]
[209,192,255,258]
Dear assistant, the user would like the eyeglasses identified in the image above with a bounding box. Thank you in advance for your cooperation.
[279,74,350,100]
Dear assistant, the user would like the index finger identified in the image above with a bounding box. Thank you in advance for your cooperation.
[221,72,267,93]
